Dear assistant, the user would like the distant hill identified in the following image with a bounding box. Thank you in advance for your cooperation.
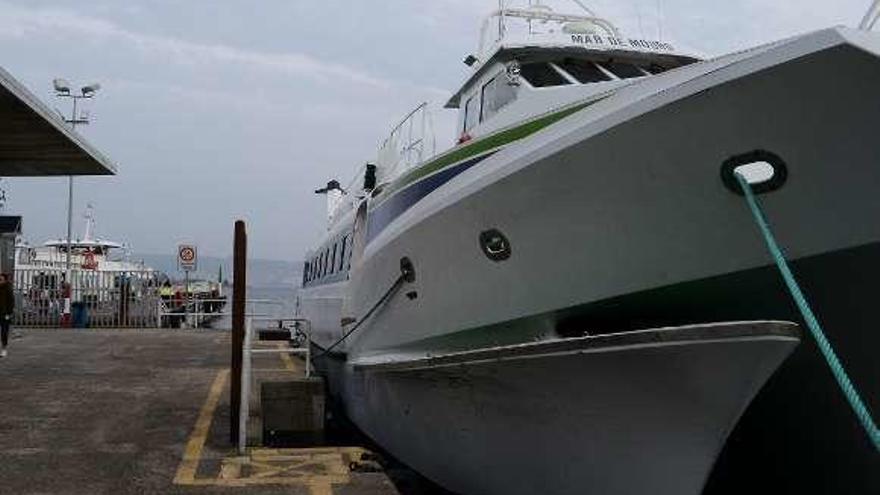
[135,253,301,289]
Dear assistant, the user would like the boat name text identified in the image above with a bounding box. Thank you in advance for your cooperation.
[570,34,674,52]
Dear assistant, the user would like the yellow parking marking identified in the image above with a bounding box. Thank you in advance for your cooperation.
[219,458,242,480]
[278,342,297,372]
[173,368,229,485]
[171,362,363,495]
[310,482,334,495]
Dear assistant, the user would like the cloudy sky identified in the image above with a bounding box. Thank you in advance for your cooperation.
[0,0,870,260]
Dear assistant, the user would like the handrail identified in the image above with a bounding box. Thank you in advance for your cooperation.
[238,316,312,454]
[860,0,880,30]
[478,4,622,58]
[381,102,428,148]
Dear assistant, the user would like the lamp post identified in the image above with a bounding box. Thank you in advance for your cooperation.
[53,78,100,327]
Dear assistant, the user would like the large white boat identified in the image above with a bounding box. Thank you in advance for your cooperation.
[15,204,152,273]
[298,2,878,493]
[13,205,161,327]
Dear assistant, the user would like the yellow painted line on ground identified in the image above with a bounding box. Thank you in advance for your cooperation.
[309,481,334,495]
[278,342,298,372]
[171,366,356,494]
[219,458,242,480]
[173,368,229,485]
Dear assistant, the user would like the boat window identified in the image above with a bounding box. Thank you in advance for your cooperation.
[558,58,610,84]
[598,61,645,79]
[481,74,517,122]
[463,95,479,132]
[339,235,347,272]
[330,243,337,274]
[641,64,666,75]
[323,248,330,277]
[303,261,310,285]
[519,62,570,88]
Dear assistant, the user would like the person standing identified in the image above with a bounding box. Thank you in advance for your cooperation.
[0,273,14,357]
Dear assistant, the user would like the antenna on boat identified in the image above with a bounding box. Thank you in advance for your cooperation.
[83,203,96,242]
[860,0,880,30]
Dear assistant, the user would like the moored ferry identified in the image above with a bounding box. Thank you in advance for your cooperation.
[298,2,879,493]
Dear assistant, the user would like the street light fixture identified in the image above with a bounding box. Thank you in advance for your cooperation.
[53,78,101,326]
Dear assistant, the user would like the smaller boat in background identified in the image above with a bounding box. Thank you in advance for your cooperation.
[15,204,152,273]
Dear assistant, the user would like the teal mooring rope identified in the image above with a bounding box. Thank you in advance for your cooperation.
[735,173,880,452]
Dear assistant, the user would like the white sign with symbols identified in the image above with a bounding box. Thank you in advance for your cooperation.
[178,244,198,272]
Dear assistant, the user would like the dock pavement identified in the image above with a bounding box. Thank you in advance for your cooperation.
[0,328,440,495]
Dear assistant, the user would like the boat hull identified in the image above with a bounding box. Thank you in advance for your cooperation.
[301,28,880,493]
[316,323,798,495]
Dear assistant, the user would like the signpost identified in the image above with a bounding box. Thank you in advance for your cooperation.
[178,244,197,326]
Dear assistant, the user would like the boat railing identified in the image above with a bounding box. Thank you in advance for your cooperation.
[377,101,437,182]
[478,2,622,58]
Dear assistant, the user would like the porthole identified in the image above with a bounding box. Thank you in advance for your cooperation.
[721,150,788,195]
[479,229,512,262]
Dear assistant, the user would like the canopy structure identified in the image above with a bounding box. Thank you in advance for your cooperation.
[0,66,116,176]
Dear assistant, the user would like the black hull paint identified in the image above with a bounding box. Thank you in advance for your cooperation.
[559,242,880,493]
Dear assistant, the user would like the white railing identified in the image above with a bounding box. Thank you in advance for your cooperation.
[861,0,880,30]
[478,2,622,57]
[13,267,161,328]
[376,102,437,182]
[156,298,284,329]
[238,316,312,454]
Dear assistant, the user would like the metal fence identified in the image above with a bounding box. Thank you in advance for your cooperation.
[13,267,162,328]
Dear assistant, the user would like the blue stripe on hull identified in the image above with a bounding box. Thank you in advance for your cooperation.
[366,151,497,243]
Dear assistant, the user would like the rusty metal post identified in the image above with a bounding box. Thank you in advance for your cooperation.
[230,220,247,443]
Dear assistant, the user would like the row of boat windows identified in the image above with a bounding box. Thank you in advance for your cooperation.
[462,58,668,133]
[302,234,352,286]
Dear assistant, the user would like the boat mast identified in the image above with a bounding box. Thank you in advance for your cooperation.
[83,203,95,242]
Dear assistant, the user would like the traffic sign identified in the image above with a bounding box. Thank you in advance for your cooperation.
[178,244,198,272]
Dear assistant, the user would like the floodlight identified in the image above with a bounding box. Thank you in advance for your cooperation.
[81,83,101,96]
[53,78,71,94]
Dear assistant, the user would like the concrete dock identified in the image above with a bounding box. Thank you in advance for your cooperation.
[0,328,431,495]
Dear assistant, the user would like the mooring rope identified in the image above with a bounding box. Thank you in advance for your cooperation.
[314,273,406,359]
[735,172,880,452]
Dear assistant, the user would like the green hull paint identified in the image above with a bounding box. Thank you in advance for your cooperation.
[374,97,603,205]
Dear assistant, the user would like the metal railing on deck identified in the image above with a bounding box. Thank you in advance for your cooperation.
[377,102,437,181]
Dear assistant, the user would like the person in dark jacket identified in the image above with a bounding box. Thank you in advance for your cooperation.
[0,273,14,357]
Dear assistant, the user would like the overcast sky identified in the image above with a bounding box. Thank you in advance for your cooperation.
[0,0,870,260]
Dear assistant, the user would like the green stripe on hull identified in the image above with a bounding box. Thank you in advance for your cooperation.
[376,98,602,203]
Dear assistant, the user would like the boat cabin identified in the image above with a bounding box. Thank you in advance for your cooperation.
[446,3,701,140]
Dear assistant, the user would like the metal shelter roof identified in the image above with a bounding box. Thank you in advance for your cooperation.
[0,66,117,176]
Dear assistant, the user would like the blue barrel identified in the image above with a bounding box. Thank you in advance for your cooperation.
[71,302,89,328]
